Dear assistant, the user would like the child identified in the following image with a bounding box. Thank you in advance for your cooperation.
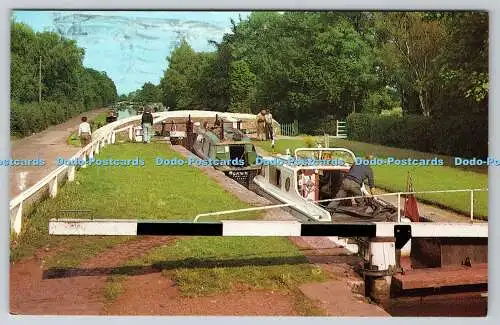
[78,116,92,148]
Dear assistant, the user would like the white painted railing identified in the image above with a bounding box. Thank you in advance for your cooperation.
[315,188,488,223]
[193,188,488,223]
[9,110,265,235]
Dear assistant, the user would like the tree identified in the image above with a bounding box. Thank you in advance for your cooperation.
[10,19,118,137]
[228,60,256,113]
[136,82,162,103]
[437,12,488,114]
[375,12,446,116]
[161,39,200,110]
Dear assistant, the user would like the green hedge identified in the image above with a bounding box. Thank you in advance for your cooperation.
[346,113,487,158]
[10,100,88,137]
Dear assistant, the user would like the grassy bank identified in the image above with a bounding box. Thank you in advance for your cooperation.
[119,236,327,297]
[255,138,488,218]
[11,142,259,264]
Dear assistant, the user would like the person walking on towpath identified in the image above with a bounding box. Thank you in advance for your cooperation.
[327,154,376,209]
[141,107,154,143]
[78,116,92,148]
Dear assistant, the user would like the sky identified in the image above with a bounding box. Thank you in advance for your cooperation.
[12,10,251,95]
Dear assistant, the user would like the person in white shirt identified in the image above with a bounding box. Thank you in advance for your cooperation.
[78,116,92,148]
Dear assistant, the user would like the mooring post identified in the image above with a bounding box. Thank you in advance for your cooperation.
[366,237,396,304]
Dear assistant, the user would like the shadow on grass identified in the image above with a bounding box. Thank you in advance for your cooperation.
[42,252,356,280]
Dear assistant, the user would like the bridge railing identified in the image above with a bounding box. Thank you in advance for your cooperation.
[9,113,148,235]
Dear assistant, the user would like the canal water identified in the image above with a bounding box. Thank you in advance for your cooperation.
[384,288,487,316]
[116,107,137,119]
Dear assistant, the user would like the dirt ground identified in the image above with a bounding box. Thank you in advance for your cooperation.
[105,274,301,316]
[10,236,172,315]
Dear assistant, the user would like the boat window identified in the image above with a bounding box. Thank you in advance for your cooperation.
[203,139,210,153]
[268,167,280,187]
[285,177,291,192]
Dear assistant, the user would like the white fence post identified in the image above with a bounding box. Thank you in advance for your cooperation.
[81,153,87,169]
[111,131,116,144]
[470,190,474,221]
[48,176,58,198]
[10,202,23,235]
[129,125,133,141]
[68,166,76,182]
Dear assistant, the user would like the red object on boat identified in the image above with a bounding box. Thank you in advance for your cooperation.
[404,173,420,222]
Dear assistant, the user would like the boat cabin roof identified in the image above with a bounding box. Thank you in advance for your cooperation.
[259,154,352,171]
[260,147,357,170]
[197,128,252,145]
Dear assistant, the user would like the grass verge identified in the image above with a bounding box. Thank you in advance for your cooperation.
[11,142,260,264]
[292,289,327,316]
[102,275,127,312]
[255,138,488,218]
[124,236,328,297]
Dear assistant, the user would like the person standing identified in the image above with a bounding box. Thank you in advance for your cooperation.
[106,110,117,123]
[256,109,266,141]
[264,110,274,141]
[141,108,154,143]
[327,154,376,209]
[78,116,92,148]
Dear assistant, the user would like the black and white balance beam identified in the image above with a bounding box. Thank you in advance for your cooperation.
[48,219,488,238]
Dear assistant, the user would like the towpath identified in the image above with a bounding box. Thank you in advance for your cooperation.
[8,108,107,198]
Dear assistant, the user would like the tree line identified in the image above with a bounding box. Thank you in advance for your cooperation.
[10,20,118,137]
[124,11,488,157]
